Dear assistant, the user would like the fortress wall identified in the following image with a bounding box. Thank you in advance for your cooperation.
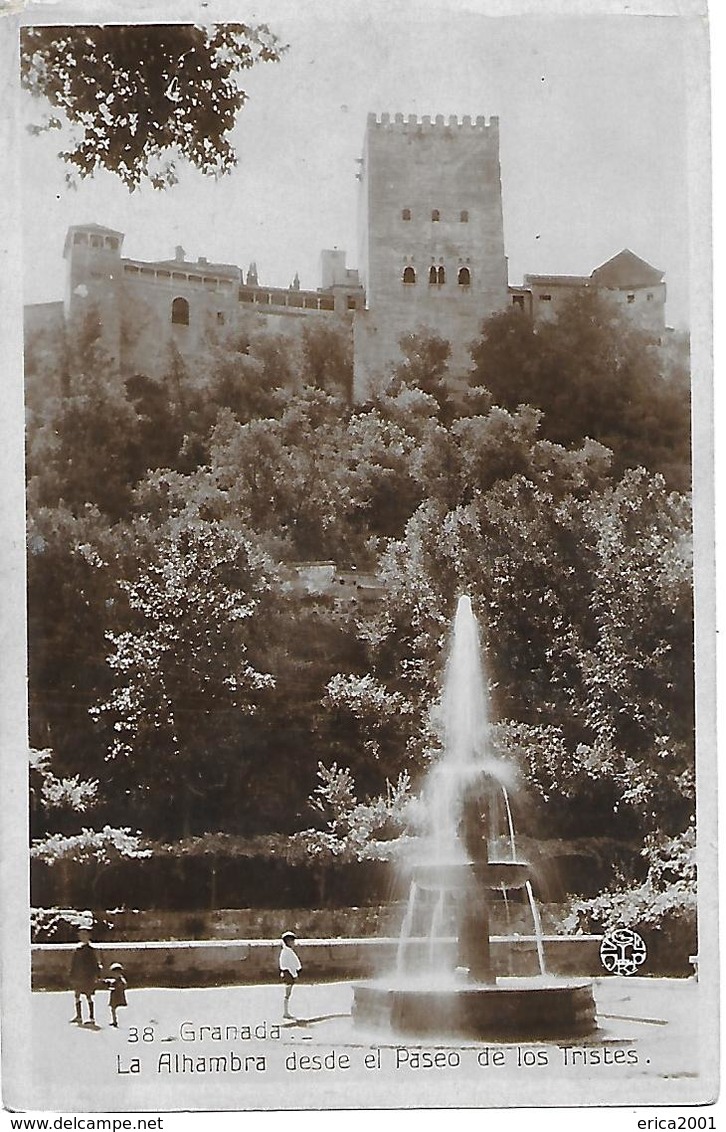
[117,271,355,379]
[527,281,587,325]
[62,224,360,380]
[526,278,667,335]
[118,269,239,377]
[24,301,65,338]
[601,282,667,336]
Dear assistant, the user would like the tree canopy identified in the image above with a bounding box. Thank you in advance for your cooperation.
[21,23,285,188]
[469,293,691,490]
[91,519,276,837]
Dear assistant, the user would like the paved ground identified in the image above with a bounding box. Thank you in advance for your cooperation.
[19,977,716,1111]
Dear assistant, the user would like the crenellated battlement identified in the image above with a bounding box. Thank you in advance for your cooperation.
[366,112,498,133]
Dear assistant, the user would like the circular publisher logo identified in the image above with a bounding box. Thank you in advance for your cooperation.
[599,928,647,975]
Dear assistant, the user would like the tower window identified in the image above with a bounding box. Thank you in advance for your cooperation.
[431,209,440,222]
[171,296,190,326]
[91,235,103,248]
[402,208,411,221]
[627,293,635,303]
[512,295,525,309]
[437,266,446,285]
[458,267,471,286]
[460,210,469,223]
[402,266,416,285]
[647,292,654,301]
[429,266,438,285]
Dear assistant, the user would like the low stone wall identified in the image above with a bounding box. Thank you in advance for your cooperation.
[32,935,604,990]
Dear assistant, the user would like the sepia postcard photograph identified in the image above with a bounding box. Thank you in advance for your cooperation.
[0,0,718,1118]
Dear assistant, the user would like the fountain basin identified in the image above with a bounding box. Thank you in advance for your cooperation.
[352,976,597,1040]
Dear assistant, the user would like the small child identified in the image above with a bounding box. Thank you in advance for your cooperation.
[278,931,302,1019]
[105,962,128,1028]
[69,926,101,1026]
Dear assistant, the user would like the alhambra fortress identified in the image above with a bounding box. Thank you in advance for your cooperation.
[25,113,668,401]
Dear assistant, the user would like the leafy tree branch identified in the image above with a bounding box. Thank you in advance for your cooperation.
[21,23,285,188]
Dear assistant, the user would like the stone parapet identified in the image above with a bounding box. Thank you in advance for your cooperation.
[32,935,604,990]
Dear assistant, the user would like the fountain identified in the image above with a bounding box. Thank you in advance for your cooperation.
[352,596,597,1039]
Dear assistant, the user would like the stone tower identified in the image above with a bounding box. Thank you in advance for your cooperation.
[63,223,124,366]
[354,113,509,400]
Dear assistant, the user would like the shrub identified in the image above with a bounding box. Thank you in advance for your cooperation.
[30,906,125,942]
[31,826,151,865]
[562,828,696,973]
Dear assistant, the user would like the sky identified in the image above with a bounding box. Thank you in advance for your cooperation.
[20,3,704,328]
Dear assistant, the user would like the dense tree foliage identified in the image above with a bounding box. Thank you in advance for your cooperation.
[299,321,355,401]
[345,465,693,842]
[90,520,276,837]
[27,504,125,777]
[26,316,144,518]
[391,332,456,424]
[25,303,694,876]
[469,293,691,490]
[21,24,285,188]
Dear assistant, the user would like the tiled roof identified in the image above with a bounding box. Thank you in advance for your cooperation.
[68,222,124,235]
[590,248,664,287]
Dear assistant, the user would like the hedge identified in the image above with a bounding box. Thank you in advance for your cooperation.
[31,834,641,915]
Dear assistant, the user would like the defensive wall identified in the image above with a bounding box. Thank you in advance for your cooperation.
[521,257,666,335]
[52,225,364,382]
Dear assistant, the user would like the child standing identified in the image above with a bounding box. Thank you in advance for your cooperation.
[278,931,302,1019]
[69,927,102,1026]
[105,963,128,1027]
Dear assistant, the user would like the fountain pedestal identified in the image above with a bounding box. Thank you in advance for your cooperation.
[459,787,497,985]
[460,901,493,984]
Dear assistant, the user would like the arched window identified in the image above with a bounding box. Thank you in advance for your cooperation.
[402,208,411,221]
[460,210,469,223]
[402,266,416,284]
[431,209,440,222]
[437,266,446,285]
[429,266,438,285]
[458,266,471,286]
[171,296,190,326]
